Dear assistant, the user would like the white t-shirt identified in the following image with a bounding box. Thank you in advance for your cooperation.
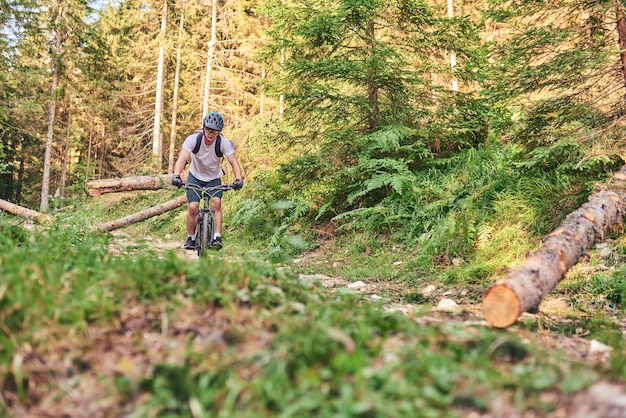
[182,131,235,182]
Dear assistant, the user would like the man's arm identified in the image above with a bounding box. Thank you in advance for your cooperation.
[226,153,243,180]
[173,149,191,176]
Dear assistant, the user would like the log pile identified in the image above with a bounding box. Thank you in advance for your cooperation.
[482,170,626,328]
[1,174,188,230]
[86,174,189,231]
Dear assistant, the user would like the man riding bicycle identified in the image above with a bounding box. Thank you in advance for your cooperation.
[172,112,243,250]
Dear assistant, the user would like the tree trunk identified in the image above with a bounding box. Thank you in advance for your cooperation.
[482,168,626,328]
[169,0,186,174]
[41,7,62,213]
[59,101,72,198]
[366,21,379,130]
[0,199,52,224]
[153,0,168,161]
[616,5,626,89]
[98,128,105,178]
[16,140,25,205]
[448,0,458,92]
[87,118,94,181]
[202,0,217,116]
[87,174,184,196]
[95,195,187,232]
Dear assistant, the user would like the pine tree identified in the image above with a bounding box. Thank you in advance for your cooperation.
[259,0,488,210]
[486,0,626,153]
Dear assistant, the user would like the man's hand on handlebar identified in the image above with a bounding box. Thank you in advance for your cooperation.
[232,178,243,190]
[172,174,183,188]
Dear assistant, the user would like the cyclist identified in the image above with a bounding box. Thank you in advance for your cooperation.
[171,112,243,250]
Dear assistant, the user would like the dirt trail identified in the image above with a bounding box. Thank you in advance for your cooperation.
[107,231,613,367]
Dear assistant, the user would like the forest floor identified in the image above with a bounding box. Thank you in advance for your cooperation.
[108,231,626,417]
[5,230,626,417]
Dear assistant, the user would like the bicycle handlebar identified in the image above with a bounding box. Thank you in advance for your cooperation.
[182,183,235,192]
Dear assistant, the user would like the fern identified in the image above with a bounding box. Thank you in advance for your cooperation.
[477,224,494,249]
[515,142,580,171]
[355,124,433,161]
[231,198,268,229]
[346,158,416,204]
[332,206,390,233]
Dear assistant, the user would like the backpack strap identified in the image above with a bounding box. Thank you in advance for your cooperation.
[215,134,223,158]
[192,131,203,154]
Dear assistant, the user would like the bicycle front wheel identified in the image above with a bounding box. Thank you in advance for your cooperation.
[208,210,215,250]
[199,211,210,256]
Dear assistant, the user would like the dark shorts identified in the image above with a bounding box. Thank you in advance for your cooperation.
[186,173,222,204]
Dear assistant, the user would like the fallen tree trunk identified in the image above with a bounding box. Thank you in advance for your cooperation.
[87,174,183,196]
[95,195,187,232]
[0,199,52,224]
[482,169,626,328]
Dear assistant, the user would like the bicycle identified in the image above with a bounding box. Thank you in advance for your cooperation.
[183,183,235,256]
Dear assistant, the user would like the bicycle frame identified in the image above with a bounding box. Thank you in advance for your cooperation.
[184,183,234,256]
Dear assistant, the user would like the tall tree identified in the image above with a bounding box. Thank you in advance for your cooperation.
[1,2,47,205]
[202,0,217,117]
[0,0,14,193]
[168,0,185,174]
[40,0,62,212]
[448,0,458,92]
[486,1,626,151]
[152,0,167,162]
[1,0,90,210]
[81,0,163,178]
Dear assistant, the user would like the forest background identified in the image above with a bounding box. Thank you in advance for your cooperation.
[2,0,626,229]
[4,0,626,416]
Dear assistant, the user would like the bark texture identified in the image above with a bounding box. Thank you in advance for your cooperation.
[87,174,182,196]
[0,199,52,224]
[96,195,187,232]
[482,169,626,328]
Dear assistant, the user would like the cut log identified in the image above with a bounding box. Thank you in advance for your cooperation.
[0,199,52,224]
[95,195,187,232]
[482,169,626,328]
[87,174,185,196]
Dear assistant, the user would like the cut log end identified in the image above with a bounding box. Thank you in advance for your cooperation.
[482,284,522,329]
[36,214,53,225]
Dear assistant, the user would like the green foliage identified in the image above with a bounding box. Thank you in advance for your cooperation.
[259,0,489,156]
[485,0,626,161]
[133,297,598,417]
[0,221,108,364]
[580,267,626,313]
[241,124,606,274]
[516,141,621,179]
[230,191,312,262]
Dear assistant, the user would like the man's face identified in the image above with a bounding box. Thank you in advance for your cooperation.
[203,128,219,144]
